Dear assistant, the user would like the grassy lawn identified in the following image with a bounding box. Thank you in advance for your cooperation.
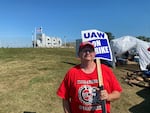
[0,48,150,113]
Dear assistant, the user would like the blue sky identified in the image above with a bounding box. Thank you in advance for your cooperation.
[0,0,150,47]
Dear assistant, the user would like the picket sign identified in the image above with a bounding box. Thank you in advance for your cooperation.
[81,29,112,113]
[81,29,112,61]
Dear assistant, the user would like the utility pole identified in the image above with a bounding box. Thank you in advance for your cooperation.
[64,36,66,47]
[32,31,34,48]
[34,27,37,48]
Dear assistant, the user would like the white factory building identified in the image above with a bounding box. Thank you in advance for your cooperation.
[32,27,62,48]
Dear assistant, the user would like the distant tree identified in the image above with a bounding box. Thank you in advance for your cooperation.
[146,38,150,42]
[136,36,150,42]
[136,36,146,41]
[105,32,115,41]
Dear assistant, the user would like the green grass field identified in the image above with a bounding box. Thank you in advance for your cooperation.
[0,48,150,113]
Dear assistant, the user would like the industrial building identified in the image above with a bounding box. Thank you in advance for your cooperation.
[32,27,62,48]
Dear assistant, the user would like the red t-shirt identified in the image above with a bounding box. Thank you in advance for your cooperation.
[57,64,122,113]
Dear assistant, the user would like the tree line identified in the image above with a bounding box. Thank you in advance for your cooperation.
[105,32,150,42]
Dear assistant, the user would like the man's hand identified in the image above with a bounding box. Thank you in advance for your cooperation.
[100,89,109,100]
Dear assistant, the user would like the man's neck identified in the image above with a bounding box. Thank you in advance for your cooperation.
[80,61,96,73]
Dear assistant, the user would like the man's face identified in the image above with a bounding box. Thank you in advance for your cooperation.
[79,45,95,61]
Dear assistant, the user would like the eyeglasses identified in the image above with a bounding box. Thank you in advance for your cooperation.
[80,48,94,53]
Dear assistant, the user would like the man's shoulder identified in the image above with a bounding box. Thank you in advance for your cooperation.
[68,64,81,72]
[101,63,110,69]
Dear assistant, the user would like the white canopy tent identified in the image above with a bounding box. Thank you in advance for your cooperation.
[110,36,150,70]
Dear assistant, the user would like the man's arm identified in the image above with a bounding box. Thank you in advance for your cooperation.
[62,99,71,113]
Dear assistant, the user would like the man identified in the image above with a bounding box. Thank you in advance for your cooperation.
[57,41,122,113]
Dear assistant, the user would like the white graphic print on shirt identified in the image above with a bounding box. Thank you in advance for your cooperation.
[77,79,102,111]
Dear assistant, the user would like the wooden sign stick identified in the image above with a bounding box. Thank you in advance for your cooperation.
[96,58,107,113]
